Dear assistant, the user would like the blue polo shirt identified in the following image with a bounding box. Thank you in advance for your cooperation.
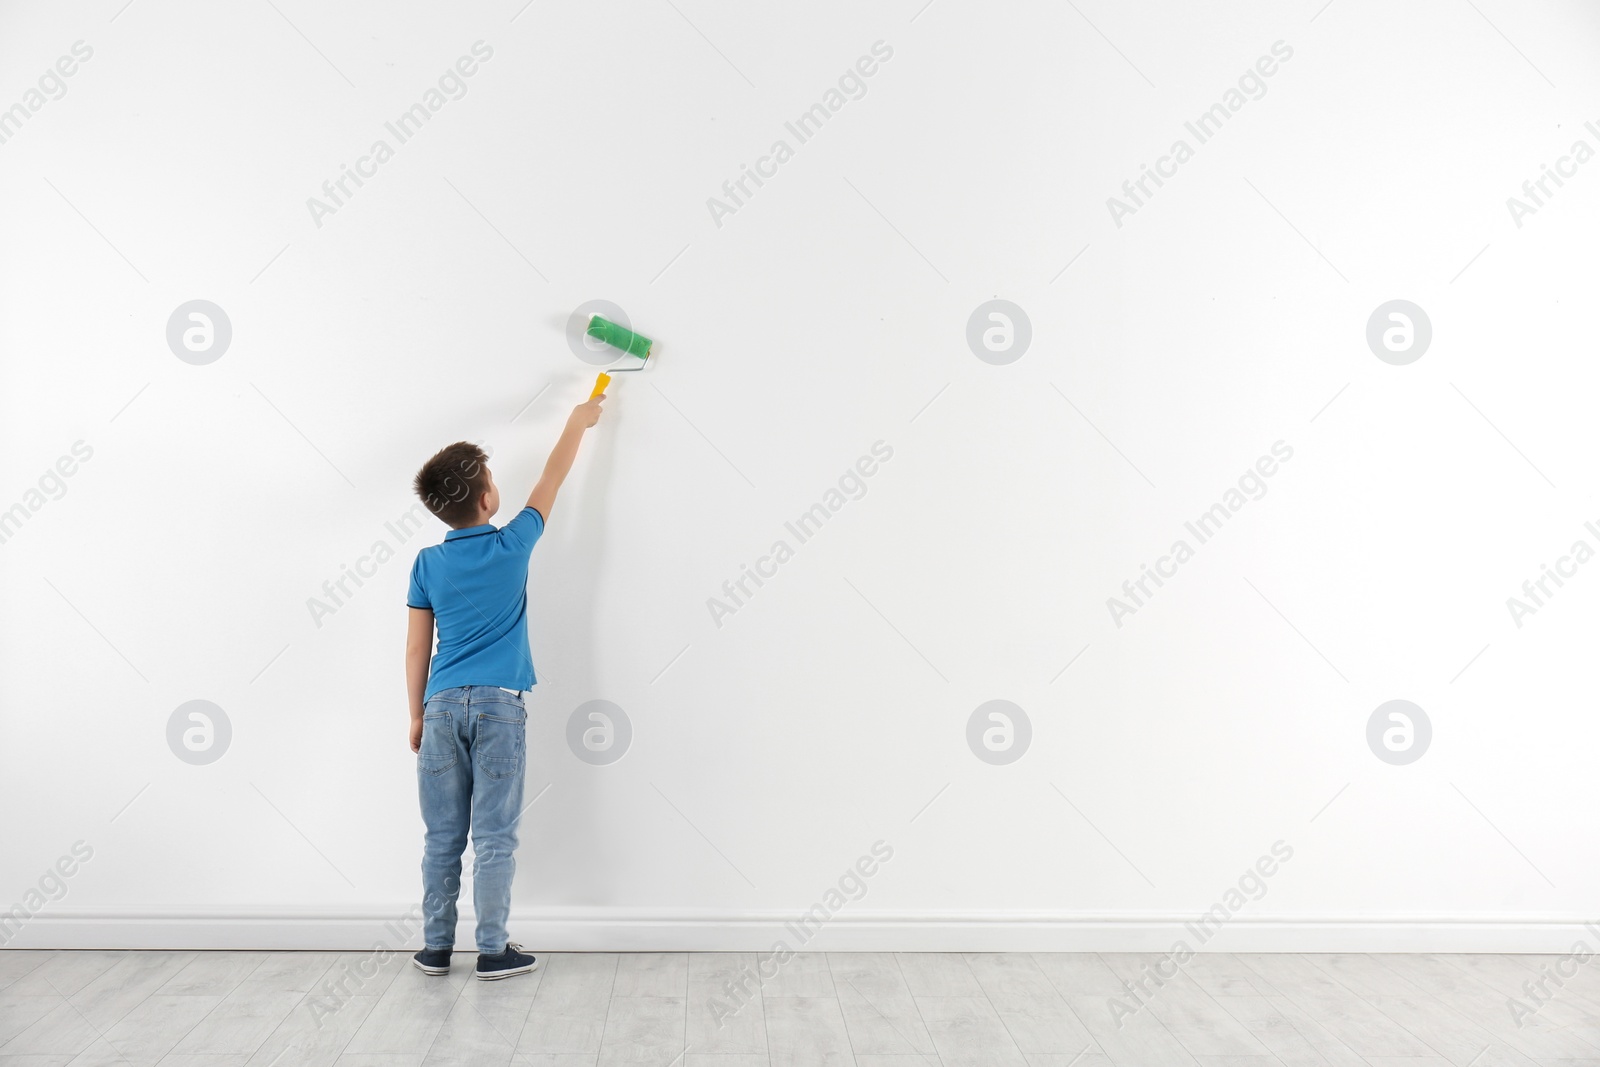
[407,506,545,699]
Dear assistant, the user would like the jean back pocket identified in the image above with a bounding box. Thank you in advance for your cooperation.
[417,712,458,777]
[474,708,525,781]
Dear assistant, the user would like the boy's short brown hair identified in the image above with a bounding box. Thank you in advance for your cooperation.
[413,442,489,528]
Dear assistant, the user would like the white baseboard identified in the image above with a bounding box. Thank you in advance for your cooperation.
[7,908,1598,952]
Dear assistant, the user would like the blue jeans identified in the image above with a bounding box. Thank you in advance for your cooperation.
[417,685,526,955]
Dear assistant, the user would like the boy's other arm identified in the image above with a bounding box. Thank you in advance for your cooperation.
[406,607,434,752]
[526,394,605,521]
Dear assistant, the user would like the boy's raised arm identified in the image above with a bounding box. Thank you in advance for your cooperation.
[526,394,605,520]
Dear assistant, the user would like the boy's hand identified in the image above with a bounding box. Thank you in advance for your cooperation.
[570,395,605,429]
[409,716,424,753]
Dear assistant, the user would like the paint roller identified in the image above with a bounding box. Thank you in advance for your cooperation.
[586,315,654,398]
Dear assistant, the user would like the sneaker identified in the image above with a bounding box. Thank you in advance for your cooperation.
[475,941,538,981]
[412,947,452,976]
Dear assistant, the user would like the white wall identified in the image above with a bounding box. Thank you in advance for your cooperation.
[3,0,1599,952]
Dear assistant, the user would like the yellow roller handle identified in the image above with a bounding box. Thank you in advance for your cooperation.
[589,372,611,399]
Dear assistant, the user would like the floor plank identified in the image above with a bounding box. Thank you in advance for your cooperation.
[99,992,225,1065]
[0,951,55,993]
[893,954,983,997]
[827,953,937,1057]
[761,953,835,999]
[339,964,466,1057]
[595,995,685,1067]
[1067,990,1200,1067]
[762,996,854,1065]
[5,953,125,998]
[610,953,687,998]
[914,995,1030,1067]
[683,953,766,1057]
[71,952,198,1033]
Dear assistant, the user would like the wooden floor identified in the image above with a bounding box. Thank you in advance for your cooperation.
[1,950,1597,1066]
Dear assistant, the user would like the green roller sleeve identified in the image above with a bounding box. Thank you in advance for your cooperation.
[587,315,652,362]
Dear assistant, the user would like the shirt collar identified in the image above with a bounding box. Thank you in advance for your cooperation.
[444,524,495,541]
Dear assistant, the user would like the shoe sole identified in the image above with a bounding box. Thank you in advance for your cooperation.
[476,960,539,981]
[412,959,450,976]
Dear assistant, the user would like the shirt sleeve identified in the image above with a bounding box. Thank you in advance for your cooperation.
[498,506,546,555]
[406,555,430,610]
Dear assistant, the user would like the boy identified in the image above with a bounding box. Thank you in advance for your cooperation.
[404,390,605,980]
